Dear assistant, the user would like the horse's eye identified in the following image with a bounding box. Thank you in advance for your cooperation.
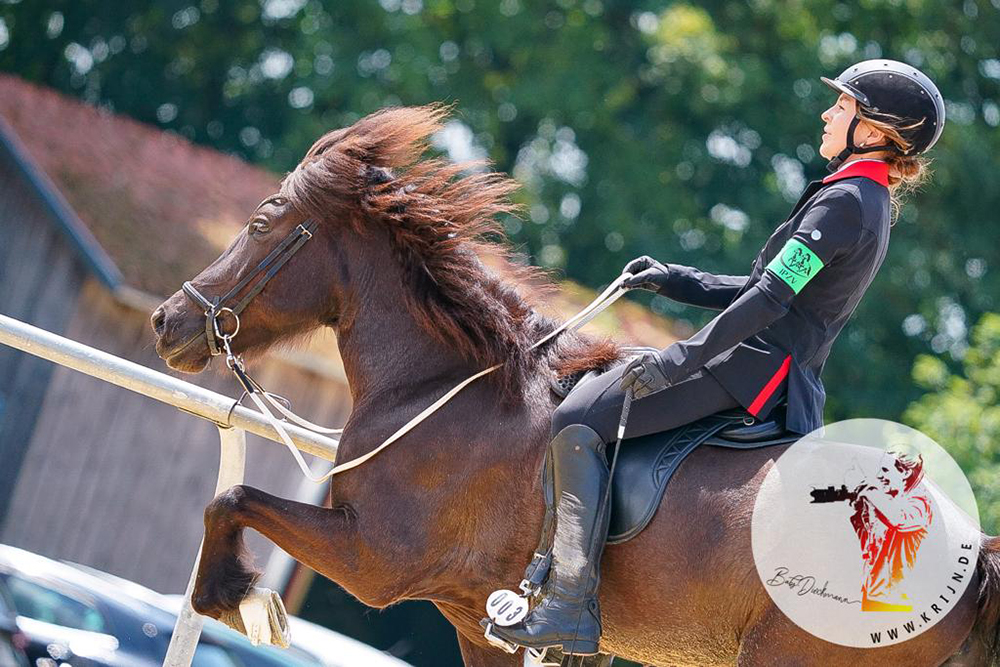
[249,220,271,236]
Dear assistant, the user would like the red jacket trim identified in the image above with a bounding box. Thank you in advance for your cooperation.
[822,159,890,187]
[748,354,792,417]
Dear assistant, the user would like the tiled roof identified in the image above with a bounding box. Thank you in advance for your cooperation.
[0,74,678,348]
[0,73,278,298]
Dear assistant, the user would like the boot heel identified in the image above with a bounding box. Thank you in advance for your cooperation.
[560,638,599,656]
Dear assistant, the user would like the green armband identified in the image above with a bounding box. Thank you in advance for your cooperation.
[764,238,824,294]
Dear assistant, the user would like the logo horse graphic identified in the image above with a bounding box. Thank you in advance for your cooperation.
[784,246,815,277]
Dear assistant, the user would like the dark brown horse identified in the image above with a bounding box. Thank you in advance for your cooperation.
[151,104,1000,666]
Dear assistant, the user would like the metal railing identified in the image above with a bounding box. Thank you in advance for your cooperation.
[0,313,340,666]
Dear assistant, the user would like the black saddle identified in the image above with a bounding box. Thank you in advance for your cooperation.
[606,399,799,543]
[547,362,800,544]
[496,366,801,665]
[512,384,802,656]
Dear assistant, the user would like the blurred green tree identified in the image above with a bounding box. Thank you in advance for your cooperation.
[0,0,997,433]
[904,312,1000,535]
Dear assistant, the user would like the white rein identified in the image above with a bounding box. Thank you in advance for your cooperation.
[228,274,632,483]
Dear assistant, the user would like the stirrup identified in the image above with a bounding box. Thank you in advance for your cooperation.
[525,646,561,666]
[480,619,519,654]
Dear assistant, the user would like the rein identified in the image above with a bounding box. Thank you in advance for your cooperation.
[183,234,631,483]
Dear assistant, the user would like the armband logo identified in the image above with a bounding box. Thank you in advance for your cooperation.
[765,238,825,294]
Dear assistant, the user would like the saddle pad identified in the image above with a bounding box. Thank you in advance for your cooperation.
[607,414,800,544]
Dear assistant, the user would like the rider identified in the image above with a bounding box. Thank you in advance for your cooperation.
[490,59,946,656]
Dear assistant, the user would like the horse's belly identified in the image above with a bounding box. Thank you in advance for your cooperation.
[597,444,778,665]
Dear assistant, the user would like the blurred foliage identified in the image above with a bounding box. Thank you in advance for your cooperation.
[1,3,997,663]
[904,312,1000,534]
[0,0,998,425]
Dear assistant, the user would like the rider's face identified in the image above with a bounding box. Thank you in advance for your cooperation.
[819,92,890,160]
[819,93,858,160]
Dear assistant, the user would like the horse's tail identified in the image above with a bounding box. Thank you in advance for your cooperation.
[968,534,1000,665]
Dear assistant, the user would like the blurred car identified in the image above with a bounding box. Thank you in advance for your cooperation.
[0,584,29,667]
[158,594,413,667]
[0,544,340,666]
[0,546,161,667]
[286,615,413,667]
[47,549,412,667]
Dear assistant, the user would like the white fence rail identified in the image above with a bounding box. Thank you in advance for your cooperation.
[0,313,340,666]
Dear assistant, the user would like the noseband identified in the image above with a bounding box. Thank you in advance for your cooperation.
[182,219,317,356]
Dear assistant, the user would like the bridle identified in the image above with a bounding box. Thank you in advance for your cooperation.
[176,214,636,485]
[181,219,318,357]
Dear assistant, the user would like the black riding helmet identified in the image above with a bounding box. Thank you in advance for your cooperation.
[820,58,946,171]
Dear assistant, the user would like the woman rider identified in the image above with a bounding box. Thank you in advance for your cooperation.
[490,59,946,656]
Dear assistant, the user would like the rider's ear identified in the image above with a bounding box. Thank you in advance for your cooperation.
[859,121,886,147]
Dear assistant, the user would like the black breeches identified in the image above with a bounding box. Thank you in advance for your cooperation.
[552,365,746,444]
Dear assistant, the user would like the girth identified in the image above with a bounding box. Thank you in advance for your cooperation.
[181,219,317,355]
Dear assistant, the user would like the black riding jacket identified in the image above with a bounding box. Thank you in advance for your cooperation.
[654,159,892,435]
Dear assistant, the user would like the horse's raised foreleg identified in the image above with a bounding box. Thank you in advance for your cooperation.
[191,484,356,619]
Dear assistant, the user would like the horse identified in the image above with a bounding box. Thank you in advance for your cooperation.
[150,103,1000,666]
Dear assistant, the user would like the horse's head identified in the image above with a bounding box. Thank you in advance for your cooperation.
[150,103,606,399]
[151,102,476,375]
[151,193,340,373]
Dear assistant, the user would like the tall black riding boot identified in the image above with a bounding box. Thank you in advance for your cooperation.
[492,424,611,655]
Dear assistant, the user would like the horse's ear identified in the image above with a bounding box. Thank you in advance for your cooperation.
[365,165,394,185]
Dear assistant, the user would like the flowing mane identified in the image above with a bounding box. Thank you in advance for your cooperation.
[279,103,620,400]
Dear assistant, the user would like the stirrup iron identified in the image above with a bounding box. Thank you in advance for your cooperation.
[480,619,520,653]
[524,646,561,666]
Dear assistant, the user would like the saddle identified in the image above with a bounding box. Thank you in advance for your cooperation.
[605,400,798,543]
[541,363,799,544]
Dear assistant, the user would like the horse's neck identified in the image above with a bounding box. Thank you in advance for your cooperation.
[333,257,497,416]
[330,246,547,458]
[326,247,550,604]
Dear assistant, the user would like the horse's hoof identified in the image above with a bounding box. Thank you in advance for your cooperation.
[191,547,261,619]
[218,587,290,648]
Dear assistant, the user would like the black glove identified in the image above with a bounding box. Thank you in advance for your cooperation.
[618,351,673,399]
[622,256,669,292]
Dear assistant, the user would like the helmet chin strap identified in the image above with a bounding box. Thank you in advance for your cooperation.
[826,115,900,172]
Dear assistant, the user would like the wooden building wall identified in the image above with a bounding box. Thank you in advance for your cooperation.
[1,277,352,593]
[0,149,88,520]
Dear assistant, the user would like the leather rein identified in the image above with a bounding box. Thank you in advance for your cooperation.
[180,218,631,484]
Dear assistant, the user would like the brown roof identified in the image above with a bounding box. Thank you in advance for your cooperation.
[0,73,278,297]
[0,74,678,348]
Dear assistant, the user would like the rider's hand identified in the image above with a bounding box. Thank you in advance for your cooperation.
[618,350,672,399]
[622,256,669,292]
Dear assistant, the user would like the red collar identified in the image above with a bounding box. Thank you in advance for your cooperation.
[822,159,889,187]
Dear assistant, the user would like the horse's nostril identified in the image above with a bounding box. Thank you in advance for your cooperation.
[151,306,167,336]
